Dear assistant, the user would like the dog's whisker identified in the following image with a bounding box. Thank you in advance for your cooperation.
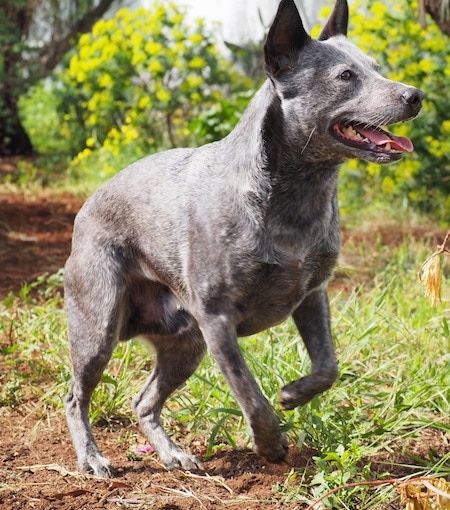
[301,127,316,154]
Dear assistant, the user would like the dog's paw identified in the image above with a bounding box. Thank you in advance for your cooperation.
[79,454,115,478]
[162,450,203,471]
[279,382,315,409]
[280,370,337,410]
[254,432,288,463]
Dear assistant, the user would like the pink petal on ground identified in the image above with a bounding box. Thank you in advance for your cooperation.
[136,444,154,454]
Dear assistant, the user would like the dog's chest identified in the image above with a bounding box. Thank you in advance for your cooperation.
[234,249,337,336]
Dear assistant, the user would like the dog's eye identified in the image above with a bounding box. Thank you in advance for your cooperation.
[339,70,354,81]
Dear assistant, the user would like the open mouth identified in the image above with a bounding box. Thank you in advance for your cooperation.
[331,122,414,156]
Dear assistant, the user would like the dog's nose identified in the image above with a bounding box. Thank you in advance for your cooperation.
[401,87,424,106]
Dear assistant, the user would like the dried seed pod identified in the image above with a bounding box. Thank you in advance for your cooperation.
[419,253,442,306]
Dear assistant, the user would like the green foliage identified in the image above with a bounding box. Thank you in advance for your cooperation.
[19,83,69,156]
[189,91,254,145]
[48,3,253,181]
[330,0,450,220]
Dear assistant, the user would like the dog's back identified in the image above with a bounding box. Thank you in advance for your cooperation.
[64,0,422,477]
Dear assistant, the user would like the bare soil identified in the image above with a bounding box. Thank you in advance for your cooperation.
[0,189,82,298]
[0,404,322,510]
[0,160,448,509]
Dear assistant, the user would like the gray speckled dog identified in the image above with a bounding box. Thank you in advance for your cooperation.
[64,0,423,477]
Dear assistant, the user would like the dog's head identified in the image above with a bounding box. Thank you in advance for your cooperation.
[264,0,423,164]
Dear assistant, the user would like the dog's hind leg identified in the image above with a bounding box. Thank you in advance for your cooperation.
[64,258,123,477]
[65,336,118,477]
[132,330,206,470]
[280,288,339,409]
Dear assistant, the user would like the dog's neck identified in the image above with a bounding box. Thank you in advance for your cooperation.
[224,79,341,184]
[222,80,341,260]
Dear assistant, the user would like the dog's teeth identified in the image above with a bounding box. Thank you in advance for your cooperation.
[385,142,392,151]
[342,125,363,141]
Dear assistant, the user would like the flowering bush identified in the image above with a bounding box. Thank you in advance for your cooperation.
[54,3,253,180]
[319,0,450,219]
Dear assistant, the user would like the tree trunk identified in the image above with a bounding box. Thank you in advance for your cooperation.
[0,91,33,156]
[420,0,450,36]
[0,1,33,156]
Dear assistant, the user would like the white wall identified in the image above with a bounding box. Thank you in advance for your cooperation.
[139,0,328,45]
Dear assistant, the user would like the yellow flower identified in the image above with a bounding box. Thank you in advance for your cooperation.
[145,41,163,55]
[370,2,387,18]
[92,19,106,37]
[189,56,206,69]
[79,148,92,160]
[171,29,184,41]
[86,113,98,126]
[102,42,117,61]
[186,74,203,88]
[189,33,203,45]
[149,59,164,74]
[131,51,147,67]
[121,124,139,143]
[138,96,151,109]
[441,120,450,135]
[366,162,379,177]
[156,88,170,102]
[381,176,396,194]
[419,58,436,74]
[99,73,113,88]
[131,32,144,48]
[76,69,87,83]
[79,45,93,61]
[78,33,91,47]
[170,13,184,25]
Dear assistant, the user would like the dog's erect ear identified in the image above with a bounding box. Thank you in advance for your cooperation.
[264,0,310,77]
[318,0,349,41]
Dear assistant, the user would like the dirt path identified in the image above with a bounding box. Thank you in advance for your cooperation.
[0,190,82,299]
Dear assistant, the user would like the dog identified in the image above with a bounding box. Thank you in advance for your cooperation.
[64,0,423,477]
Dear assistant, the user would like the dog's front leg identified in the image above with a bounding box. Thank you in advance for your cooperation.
[199,315,288,462]
[280,287,339,409]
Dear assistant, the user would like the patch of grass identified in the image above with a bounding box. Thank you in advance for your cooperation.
[0,234,448,509]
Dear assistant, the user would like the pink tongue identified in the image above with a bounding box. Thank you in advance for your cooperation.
[357,126,414,152]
